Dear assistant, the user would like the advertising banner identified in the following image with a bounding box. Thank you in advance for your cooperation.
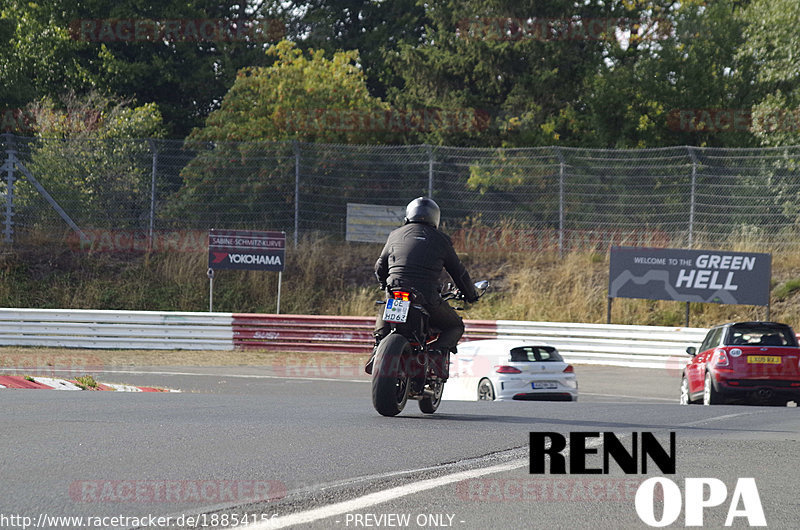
[208,230,285,272]
[608,246,771,306]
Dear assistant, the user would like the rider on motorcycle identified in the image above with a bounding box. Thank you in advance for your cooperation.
[365,197,479,376]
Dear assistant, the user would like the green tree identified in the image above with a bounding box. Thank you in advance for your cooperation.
[186,40,390,144]
[583,0,757,148]
[739,0,800,146]
[18,92,165,231]
[0,0,92,111]
[0,0,284,137]
[168,40,392,229]
[287,0,429,100]
[386,0,611,147]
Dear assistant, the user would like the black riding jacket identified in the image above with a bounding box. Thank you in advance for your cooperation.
[374,222,478,304]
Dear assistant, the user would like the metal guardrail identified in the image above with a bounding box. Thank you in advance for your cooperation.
[0,308,234,350]
[495,320,709,369]
[0,308,709,369]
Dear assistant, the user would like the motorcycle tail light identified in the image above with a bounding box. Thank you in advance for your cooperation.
[393,291,411,301]
[496,365,522,374]
[563,365,574,373]
[714,348,729,367]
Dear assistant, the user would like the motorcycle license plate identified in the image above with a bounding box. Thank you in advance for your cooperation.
[383,299,410,323]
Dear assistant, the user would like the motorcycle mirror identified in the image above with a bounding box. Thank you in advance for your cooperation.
[474,280,489,291]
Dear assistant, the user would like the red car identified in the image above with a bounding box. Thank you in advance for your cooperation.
[680,321,800,406]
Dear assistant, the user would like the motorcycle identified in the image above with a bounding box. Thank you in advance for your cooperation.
[371,280,489,416]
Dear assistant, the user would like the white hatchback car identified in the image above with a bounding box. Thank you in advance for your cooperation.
[446,339,578,401]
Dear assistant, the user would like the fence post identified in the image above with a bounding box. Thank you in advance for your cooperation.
[2,133,15,244]
[687,146,697,248]
[148,139,157,251]
[554,146,566,257]
[427,144,434,198]
[293,140,300,246]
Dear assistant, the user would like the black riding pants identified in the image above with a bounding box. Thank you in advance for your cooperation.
[373,297,465,353]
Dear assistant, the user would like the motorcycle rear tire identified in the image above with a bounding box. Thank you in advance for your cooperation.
[372,334,411,416]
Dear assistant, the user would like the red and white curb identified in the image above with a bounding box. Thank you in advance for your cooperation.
[0,375,179,392]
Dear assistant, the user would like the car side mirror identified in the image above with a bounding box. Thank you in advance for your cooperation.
[686,346,696,356]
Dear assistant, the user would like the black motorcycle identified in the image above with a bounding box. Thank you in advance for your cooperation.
[371,280,489,416]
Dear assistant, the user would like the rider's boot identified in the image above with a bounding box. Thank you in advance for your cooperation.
[432,349,450,380]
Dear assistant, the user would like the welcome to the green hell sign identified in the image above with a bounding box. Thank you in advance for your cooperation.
[609,246,771,306]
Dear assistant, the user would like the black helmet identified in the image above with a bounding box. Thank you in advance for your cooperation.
[404,197,440,228]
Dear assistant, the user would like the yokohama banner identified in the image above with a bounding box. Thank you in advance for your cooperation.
[208,230,285,272]
[608,246,771,306]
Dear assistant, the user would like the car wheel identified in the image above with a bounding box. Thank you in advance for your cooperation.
[680,375,694,405]
[477,378,495,401]
[703,371,722,405]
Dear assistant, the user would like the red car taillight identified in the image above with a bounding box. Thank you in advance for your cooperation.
[563,365,574,373]
[714,348,729,367]
[495,365,522,374]
[393,291,411,301]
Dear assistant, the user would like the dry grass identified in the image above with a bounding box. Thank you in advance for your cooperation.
[6,231,800,329]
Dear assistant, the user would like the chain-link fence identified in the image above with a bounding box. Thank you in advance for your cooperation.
[3,133,800,251]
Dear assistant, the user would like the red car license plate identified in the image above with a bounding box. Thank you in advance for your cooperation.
[747,356,781,364]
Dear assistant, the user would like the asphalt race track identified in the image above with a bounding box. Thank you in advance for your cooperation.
[1,364,799,529]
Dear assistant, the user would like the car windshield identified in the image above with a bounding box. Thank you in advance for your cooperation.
[726,325,798,347]
[509,346,563,362]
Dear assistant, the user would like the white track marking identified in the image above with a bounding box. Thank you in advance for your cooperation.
[679,411,760,427]
[242,438,601,529]
[245,459,526,529]
[581,392,675,402]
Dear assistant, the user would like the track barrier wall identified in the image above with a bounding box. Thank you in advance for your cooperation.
[0,308,708,369]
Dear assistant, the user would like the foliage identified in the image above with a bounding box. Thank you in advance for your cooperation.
[0,0,93,109]
[286,0,429,101]
[186,40,390,144]
[168,40,392,227]
[18,92,164,229]
[0,0,282,137]
[5,234,800,328]
[74,374,98,389]
[740,0,800,147]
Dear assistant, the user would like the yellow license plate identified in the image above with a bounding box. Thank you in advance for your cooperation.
[747,356,781,364]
